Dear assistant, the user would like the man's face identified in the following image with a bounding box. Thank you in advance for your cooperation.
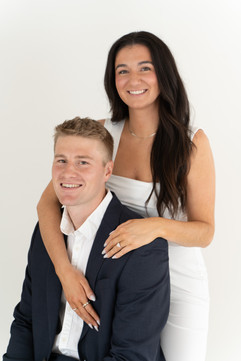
[52,135,113,210]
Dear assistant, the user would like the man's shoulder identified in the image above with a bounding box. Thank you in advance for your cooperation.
[29,222,53,257]
[109,192,143,221]
[109,193,168,253]
[31,222,42,243]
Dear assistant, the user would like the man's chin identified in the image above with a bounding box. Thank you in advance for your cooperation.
[57,195,79,207]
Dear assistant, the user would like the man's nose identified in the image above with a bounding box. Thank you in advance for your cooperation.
[63,162,78,177]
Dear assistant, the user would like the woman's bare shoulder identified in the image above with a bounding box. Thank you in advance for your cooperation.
[190,129,214,163]
[98,119,105,125]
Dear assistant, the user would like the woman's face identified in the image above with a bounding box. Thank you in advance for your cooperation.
[115,44,160,112]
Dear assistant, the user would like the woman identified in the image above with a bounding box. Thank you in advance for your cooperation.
[38,31,215,361]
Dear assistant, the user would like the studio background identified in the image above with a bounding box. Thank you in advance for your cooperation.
[0,1,240,360]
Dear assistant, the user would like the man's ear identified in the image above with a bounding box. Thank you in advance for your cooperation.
[104,160,114,181]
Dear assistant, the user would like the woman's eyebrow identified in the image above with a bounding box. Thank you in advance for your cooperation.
[115,63,127,70]
[115,60,153,70]
[138,60,153,65]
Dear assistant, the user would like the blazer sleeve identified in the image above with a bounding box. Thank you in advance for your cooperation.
[2,225,39,361]
[103,237,170,361]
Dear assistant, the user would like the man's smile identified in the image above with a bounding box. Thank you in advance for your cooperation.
[61,183,82,188]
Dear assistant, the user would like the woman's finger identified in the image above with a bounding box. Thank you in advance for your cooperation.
[104,232,120,250]
[103,228,129,253]
[73,303,99,330]
[104,244,135,259]
[70,298,100,326]
[103,237,128,257]
[104,221,131,247]
[84,304,100,325]
[111,246,132,259]
[78,274,96,301]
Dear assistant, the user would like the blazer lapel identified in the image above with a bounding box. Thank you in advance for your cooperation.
[80,194,123,339]
[46,236,67,342]
[86,194,122,288]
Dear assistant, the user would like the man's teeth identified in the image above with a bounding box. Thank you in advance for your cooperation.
[129,90,146,95]
[61,183,80,188]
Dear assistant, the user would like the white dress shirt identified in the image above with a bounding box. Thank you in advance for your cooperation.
[52,190,113,359]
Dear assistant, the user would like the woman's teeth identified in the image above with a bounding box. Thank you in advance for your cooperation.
[128,89,146,95]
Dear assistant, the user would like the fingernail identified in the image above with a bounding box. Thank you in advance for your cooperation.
[88,324,93,329]
[97,320,100,326]
[102,249,106,255]
[94,325,99,332]
[103,242,107,247]
[89,295,96,302]
[103,254,109,259]
[112,255,117,259]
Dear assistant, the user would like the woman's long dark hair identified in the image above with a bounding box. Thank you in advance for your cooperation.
[104,31,193,217]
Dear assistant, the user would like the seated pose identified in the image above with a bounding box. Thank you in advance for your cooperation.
[3,117,170,361]
[37,31,215,361]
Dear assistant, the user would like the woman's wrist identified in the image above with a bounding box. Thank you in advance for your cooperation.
[54,258,73,281]
[148,217,166,241]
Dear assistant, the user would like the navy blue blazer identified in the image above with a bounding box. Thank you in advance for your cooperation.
[3,194,170,361]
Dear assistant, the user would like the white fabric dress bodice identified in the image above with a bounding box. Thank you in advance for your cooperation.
[104,118,209,361]
[106,119,198,220]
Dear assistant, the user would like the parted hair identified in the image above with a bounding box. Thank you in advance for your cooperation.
[104,31,193,217]
[54,117,114,163]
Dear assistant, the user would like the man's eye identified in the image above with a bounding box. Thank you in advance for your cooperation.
[78,161,88,165]
[57,159,66,163]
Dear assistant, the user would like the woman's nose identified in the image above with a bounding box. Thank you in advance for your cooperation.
[129,71,141,85]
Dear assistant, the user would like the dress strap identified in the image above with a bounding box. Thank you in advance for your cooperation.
[189,124,201,141]
[103,119,125,161]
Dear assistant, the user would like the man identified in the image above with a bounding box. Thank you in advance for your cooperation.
[3,117,170,361]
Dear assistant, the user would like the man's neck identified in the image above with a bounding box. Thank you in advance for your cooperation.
[66,190,107,230]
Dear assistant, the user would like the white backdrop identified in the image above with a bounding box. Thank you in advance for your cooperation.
[0,1,240,360]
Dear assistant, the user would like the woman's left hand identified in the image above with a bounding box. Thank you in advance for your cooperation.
[102,218,159,259]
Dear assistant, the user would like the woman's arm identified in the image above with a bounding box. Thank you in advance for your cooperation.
[37,181,100,327]
[103,130,215,258]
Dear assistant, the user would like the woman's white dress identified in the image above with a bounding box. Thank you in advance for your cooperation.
[104,118,209,361]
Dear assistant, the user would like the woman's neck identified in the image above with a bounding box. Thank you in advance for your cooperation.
[128,107,159,138]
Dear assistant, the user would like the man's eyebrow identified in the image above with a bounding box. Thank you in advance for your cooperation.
[115,60,153,70]
[54,154,66,158]
[54,154,93,160]
[75,155,93,160]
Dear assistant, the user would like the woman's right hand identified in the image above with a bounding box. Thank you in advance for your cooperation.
[58,265,100,329]
[37,181,100,328]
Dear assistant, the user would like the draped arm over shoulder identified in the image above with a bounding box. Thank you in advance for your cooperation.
[104,237,170,361]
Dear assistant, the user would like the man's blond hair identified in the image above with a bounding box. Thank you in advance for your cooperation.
[54,117,113,163]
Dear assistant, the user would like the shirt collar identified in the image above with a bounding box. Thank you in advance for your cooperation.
[60,190,113,239]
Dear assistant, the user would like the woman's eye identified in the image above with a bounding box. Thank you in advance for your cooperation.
[141,66,151,72]
[118,69,128,75]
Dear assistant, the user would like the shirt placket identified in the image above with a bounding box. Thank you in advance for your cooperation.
[58,232,84,353]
